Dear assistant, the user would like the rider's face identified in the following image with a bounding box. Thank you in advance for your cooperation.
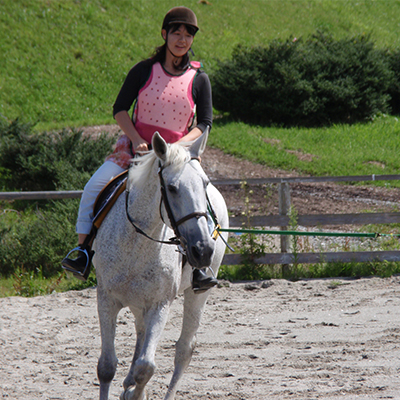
[163,25,194,58]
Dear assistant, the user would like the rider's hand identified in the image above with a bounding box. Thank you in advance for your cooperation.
[133,140,149,155]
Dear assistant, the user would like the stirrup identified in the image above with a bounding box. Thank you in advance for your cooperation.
[62,246,92,281]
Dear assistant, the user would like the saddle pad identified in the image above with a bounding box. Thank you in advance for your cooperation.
[93,170,128,230]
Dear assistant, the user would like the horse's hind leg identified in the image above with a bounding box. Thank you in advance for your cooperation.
[97,289,122,400]
[164,288,209,400]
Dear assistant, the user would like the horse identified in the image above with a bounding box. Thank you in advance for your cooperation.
[93,129,229,400]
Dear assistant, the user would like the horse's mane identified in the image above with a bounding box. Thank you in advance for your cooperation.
[128,142,191,189]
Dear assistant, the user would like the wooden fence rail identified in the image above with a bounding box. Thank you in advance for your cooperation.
[229,212,400,228]
[0,190,83,201]
[222,174,400,266]
[2,173,400,265]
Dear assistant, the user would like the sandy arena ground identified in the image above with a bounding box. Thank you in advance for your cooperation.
[2,276,400,399]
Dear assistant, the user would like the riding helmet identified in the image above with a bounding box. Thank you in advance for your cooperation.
[162,7,199,34]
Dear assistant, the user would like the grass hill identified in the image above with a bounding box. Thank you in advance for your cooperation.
[1,0,400,130]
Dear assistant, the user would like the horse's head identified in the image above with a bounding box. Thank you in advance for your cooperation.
[152,129,216,269]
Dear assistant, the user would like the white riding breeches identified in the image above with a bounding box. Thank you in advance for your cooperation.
[76,161,126,235]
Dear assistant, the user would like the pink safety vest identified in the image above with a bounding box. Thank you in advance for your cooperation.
[106,61,200,169]
[134,61,200,143]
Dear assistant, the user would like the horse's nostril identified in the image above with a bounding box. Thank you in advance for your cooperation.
[191,245,201,260]
[190,241,214,265]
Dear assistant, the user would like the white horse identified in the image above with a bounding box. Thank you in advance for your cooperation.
[93,130,229,400]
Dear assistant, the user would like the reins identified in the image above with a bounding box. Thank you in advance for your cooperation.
[125,189,181,246]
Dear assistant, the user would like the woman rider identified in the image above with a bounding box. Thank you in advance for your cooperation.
[62,7,217,292]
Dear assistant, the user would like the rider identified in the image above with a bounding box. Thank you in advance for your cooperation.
[62,7,218,292]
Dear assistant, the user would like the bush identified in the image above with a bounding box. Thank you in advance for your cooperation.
[211,32,394,127]
[0,201,78,277]
[386,49,400,115]
[0,119,117,194]
[0,118,117,277]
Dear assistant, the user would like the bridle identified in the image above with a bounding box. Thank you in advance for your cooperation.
[125,157,209,247]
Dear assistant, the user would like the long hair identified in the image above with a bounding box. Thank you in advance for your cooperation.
[148,23,197,71]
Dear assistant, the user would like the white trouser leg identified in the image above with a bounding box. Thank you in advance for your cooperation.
[76,161,125,235]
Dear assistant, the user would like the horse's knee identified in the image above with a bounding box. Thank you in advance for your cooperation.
[133,358,156,385]
[98,353,118,384]
[175,337,196,365]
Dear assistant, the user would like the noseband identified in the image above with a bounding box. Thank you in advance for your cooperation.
[158,158,208,243]
[125,157,208,247]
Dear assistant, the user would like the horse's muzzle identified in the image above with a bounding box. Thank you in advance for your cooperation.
[185,238,215,269]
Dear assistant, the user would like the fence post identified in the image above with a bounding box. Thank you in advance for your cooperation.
[279,182,291,273]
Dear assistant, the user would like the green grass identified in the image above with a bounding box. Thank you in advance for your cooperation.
[0,269,97,298]
[2,1,400,179]
[210,115,400,182]
[2,0,400,130]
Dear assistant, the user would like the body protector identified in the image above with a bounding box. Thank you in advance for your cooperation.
[134,61,201,144]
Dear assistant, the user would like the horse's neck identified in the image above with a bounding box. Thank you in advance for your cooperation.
[128,178,163,234]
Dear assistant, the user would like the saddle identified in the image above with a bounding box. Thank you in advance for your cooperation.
[92,170,129,230]
[75,169,128,257]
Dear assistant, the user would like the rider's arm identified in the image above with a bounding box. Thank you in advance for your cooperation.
[178,71,212,143]
[113,61,151,152]
[192,71,213,134]
[114,111,149,153]
[177,126,203,143]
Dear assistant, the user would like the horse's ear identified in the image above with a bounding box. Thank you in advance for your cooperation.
[190,126,209,159]
[152,131,168,161]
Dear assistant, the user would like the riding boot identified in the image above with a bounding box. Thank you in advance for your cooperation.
[62,244,94,282]
[192,268,218,294]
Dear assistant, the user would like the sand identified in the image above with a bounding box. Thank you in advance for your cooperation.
[1,276,400,399]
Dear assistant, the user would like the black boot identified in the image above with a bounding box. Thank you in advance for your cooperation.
[192,268,218,294]
[62,245,94,281]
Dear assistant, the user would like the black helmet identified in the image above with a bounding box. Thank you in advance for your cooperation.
[162,7,199,34]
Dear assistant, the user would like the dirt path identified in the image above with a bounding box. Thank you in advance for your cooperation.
[2,277,400,399]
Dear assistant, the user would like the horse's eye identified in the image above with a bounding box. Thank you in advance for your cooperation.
[167,184,178,194]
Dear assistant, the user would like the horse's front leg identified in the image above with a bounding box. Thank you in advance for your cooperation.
[121,302,171,400]
[97,288,123,400]
[121,310,146,392]
[164,288,209,400]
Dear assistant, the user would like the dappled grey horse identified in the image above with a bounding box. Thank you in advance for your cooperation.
[93,130,228,400]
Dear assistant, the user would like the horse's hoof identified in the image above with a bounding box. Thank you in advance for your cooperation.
[120,387,131,400]
[120,386,146,400]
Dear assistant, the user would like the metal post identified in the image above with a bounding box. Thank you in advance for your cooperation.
[279,182,291,273]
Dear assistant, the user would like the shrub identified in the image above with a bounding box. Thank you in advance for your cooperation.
[0,119,117,194]
[0,201,78,277]
[211,32,394,127]
[386,49,400,115]
[0,118,117,277]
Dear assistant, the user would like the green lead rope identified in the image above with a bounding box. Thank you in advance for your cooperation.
[217,227,400,239]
